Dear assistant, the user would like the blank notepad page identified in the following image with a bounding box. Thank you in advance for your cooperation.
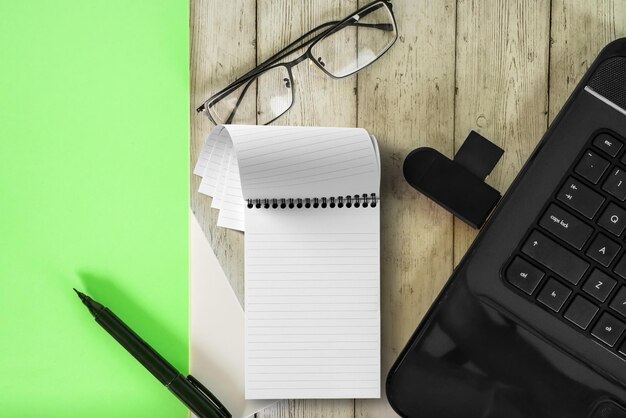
[226,124,381,400]
[245,207,380,399]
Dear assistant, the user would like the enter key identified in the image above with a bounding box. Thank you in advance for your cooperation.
[539,204,593,250]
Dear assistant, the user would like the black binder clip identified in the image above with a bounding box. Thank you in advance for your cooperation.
[403,131,504,229]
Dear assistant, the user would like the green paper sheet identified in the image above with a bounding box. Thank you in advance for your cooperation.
[0,1,189,416]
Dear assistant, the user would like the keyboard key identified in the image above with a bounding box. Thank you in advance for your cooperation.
[582,269,617,302]
[610,287,626,318]
[591,313,626,347]
[538,204,593,250]
[575,150,609,184]
[586,233,621,267]
[506,257,544,295]
[557,177,605,219]
[537,278,571,312]
[619,341,626,356]
[597,203,626,236]
[564,296,599,330]
[602,167,626,201]
[522,230,589,285]
[594,132,623,157]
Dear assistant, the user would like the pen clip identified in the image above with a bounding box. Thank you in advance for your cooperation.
[186,374,232,418]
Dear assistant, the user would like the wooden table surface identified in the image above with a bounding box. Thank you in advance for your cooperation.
[190,1,626,416]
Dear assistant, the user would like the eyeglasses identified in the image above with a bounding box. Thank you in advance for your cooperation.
[196,0,397,125]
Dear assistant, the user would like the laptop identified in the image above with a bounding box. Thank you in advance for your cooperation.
[387,39,626,418]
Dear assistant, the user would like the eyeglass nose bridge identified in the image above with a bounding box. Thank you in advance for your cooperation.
[284,53,327,77]
[290,54,309,67]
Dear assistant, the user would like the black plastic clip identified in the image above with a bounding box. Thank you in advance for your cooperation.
[403,131,504,229]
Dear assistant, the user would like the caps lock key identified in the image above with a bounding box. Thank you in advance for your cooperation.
[539,204,593,250]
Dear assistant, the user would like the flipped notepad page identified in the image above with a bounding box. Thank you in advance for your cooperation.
[215,125,382,400]
[196,127,246,231]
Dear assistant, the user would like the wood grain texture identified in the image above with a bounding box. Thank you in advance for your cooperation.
[189,1,626,417]
[550,0,626,122]
[354,1,456,417]
[453,0,551,263]
[190,0,255,304]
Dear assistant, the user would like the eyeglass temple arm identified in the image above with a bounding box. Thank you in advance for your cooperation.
[350,22,394,31]
[195,20,337,114]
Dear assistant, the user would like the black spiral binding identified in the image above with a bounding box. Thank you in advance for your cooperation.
[247,193,378,209]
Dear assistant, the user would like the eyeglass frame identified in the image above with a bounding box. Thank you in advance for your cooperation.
[196,0,397,125]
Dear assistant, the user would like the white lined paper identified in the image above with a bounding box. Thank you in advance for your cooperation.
[217,154,245,231]
[194,128,246,231]
[244,208,380,399]
[226,125,379,199]
[193,125,381,398]
[211,143,232,210]
[193,134,215,176]
[199,129,229,196]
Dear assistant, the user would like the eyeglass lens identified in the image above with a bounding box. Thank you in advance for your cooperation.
[208,65,293,125]
[310,2,396,78]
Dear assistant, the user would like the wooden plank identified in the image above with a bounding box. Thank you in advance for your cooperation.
[255,2,358,417]
[354,1,456,417]
[453,0,551,263]
[190,0,256,304]
[550,0,626,122]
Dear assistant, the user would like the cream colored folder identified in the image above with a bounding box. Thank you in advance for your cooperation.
[190,212,276,417]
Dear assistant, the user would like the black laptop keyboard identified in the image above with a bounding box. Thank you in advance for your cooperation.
[505,131,626,355]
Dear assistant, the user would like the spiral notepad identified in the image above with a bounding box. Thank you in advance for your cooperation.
[195,125,381,400]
